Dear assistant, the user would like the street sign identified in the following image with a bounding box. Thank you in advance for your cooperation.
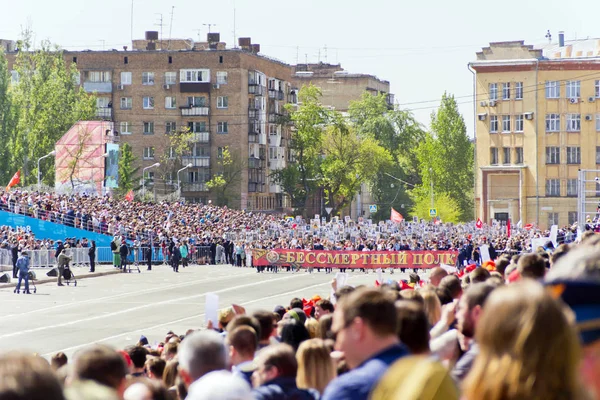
[325,207,333,215]
[369,205,378,213]
[429,208,437,217]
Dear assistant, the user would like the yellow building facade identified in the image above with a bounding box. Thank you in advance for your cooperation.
[470,37,600,229]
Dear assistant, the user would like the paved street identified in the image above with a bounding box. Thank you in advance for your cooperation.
[0,264,423,359]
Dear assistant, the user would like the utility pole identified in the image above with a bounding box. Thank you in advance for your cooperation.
[155,13,164,49]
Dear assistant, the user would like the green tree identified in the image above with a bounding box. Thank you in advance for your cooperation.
[271,84,330,215]
[10,34,95,187]
[348,93,425,221]
[155,128,193,195]
[414,93,473,221]
[115,143,139,197]
[206,146,245,206]
[410,191,460,223]
[320,115,392,216]
[0,50,14,183]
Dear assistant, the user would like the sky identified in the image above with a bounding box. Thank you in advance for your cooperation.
[1,0,598,137]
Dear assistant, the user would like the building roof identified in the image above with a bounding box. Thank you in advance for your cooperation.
[538,38,600,59]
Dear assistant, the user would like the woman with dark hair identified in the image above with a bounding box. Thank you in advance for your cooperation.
[280,319,310,352]
[88,240,96,273]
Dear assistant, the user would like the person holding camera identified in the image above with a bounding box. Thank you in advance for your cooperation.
[14,251,31,294]
[57,245,72,286]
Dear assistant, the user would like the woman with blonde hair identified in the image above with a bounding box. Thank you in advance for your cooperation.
[420,289,442,327]
[463,280,587,400]
[296,338,336,394]
[304,318,321,339]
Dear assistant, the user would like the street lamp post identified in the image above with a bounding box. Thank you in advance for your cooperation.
[177,163,193,197]
[142,162,160,200]
[37,151,56,191]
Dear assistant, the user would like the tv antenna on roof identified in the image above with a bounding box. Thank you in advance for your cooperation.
[203,23,216,34]
[545,30,552,43]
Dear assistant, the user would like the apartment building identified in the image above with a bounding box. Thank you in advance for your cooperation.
[470,33,600,229]
[5,33,393,213]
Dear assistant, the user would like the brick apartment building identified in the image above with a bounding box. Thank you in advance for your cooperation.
[4,33,392,213]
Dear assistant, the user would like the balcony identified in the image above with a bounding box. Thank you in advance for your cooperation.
[249,133,258,143]
[184,182,209,192]
[179,82,211,93]
[249,85,265,96]
[268,113,283,123]
[269,135,281,147]
[83,81,112,93]
[268,90,285,100]
[248,182,262,193]
[181,106,210,117]
[249,123,262,135]
[248,158,265,169]
[182,156,210,168]
[190,131,210,143]
[96,107,112,120]
[386,93,395,109]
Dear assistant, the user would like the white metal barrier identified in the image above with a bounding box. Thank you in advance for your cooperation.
[26,248,93,268]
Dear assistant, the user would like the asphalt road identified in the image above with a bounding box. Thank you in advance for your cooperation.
[0,264,424,359]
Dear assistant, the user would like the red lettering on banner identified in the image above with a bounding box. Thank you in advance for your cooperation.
[254,250,458,270]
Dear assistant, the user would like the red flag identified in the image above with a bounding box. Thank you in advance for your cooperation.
[475,218,483,229]
[125,189,134,202]
[6,170,20,191]
[390,208,404,223]
[507,218,511,238]
[524,223,533,230]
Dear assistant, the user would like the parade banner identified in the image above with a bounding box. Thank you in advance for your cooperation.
[252,249,458,269]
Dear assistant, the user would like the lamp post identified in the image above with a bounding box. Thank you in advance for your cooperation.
[37,151,56,191]
[177,163,193,197]
[142,162,160,200]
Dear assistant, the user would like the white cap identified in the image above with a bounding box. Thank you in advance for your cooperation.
[187,370,252,400]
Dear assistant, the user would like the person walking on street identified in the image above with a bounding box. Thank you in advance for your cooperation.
[11,241,19,279]
[57,245,71,286]
[111,236,120,269]
[144,240,153,271]
[172,245,181,273]
[180,240,189,268]
[88,240,96,273]
[120,240,129,272]
[14,251,31,294]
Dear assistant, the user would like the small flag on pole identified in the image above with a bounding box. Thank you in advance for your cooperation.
[6,170,20,192]
[475,218,483,229]
[125,189,134,202]
[390,208,404,223]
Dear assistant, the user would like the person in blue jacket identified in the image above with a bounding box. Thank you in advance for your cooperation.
[14,251,31,294]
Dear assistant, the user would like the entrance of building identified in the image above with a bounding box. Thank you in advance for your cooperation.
[494,212,509,223]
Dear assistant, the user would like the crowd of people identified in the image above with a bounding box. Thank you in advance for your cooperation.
[2,227,599,399]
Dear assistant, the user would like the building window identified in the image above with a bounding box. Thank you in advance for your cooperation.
[121,72,132,85]
[85,71,111,82]
[217,96,228,109]
[502,83,510,100]
[187,96,206,107]
[566,80,581,99]
[596,114,600,131]
[165,96,177,109]
[188,121,207,132]
[597,147,600,164]
[515,147,524,164]
[490,148,498,165]
[489,83,498,101]
[490,116,498,133]
[143,122,154,135]
[502,115,511,133]
[515,114,524,132]
[73,72,81,85]
[503,147,511,164]
[548,212,559,226]
[568,211,578,225]
[546,114,560,132]
[217,147,224,159]
[515,82,523,100]
[180,69,210,83]
[596,80,600,98]
[566,114,581,132]
[143,147,155,160]
[143,97,154,109]
[546,146,560,164]
[167,147,176,159]
[147,171,155,184]
[567,179,578,196]
[10,70,19,85]
[166,121,177,134]
[120,122,131,135]
[142,72,155,85]
[217,122,228,134]
[545,81,560,99]
[165,72,177,85]
[567,146,581,164]
[216,71,228,85]
[120,97,132,110]
[546,179,560,197]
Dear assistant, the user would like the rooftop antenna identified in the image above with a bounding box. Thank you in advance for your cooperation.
[130,0,134,43]
[305,53,308,66]
[296,46,299,65]
[155,13,164,49]
[193,29,202,41]
[203,23,216,34]
[324,45,328,63]
[545,30,552,43]
[168,6,174,50]
[233,0,237,48]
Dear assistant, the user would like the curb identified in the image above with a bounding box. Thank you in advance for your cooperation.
[0,269,122,289]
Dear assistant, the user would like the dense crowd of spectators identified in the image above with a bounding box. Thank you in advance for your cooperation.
[1,228,599,400]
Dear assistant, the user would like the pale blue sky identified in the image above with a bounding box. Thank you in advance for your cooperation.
[1,0,597,137]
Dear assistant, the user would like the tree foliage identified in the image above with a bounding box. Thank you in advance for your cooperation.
[115,142,139,198]
[410,191,461,223]
[206,146,245,206]
[155,127,193,194]
[413,93,473,221]
[0,49,14,182]
[8,33,96,187]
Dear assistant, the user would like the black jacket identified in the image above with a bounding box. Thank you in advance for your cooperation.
[252,377,318,400]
